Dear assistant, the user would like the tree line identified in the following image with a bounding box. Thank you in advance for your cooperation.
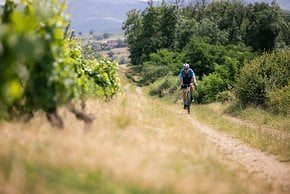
[122,0,290,115]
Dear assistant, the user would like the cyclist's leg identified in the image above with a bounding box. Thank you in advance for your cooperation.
[181,87,187,108]
[182,89,186,104]
[190,85,194,102]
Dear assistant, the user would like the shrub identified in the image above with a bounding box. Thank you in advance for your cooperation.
[194,73,228,103]
[235,61,266,106]
[266,84,290,115]
[143,49,183,75]
[216,91,235,102]
[141,65,170,85]
[183,38,253,79]
[149,76,179,98]
[235,50,290,114]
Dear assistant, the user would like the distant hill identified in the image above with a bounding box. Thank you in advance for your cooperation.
[67,0,147,34]
[67,0,290,34]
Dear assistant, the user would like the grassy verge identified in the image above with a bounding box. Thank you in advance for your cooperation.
[226,104,290,131]
[193,103,290,161]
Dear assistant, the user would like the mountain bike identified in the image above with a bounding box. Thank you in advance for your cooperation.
[183,84,192,114]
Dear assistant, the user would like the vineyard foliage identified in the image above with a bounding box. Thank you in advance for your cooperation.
[0,0,120,119]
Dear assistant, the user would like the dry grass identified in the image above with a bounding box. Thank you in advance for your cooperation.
[0,72,274,194]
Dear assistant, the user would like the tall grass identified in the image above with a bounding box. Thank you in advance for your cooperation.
[227,105,290,131]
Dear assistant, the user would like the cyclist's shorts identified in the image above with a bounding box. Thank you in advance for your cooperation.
[181,84,191,89]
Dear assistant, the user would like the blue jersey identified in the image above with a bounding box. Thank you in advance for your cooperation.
[179,68,195,84]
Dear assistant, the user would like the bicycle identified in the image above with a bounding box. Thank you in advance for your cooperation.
[183,84,193,114]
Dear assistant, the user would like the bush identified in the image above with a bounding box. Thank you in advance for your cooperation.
[235,61,266,106]
[183,38,253,79]
[235,50,290,114]
[216,91,235,102]
[194,73,228,103]
[266,85,290,115]
[149,76,179,98]
[141,65,170,85]
[143,49,183,75]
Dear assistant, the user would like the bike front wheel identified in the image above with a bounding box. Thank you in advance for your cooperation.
[186,91,191,114]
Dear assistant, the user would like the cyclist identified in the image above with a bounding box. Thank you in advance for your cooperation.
[179,63,197,109]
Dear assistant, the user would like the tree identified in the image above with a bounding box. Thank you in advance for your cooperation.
[245,3,284,51]
[174,14,197,51]
[204,0,246,44]
[159,4,178,49]
[122,9,143,65]
[103,32,110,39]
[140,4,161,62]
[183,38,221,78]
[195,18,229,45]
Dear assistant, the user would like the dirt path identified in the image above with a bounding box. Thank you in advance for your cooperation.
[189,118,290,192]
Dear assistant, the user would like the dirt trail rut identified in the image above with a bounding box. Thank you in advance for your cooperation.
[189,118,290,192]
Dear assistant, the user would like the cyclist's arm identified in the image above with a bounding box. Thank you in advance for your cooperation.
[179,71,184,86]
[190,70,197,86]
[189,78,193,84]
[180,77,184,86]
[193,76,197,87]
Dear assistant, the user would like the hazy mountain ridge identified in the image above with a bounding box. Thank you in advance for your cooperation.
[67,0,290,34]
[68,0,147,33]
